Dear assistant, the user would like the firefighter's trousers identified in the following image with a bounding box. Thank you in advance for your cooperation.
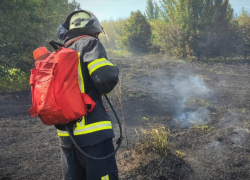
[60,138,119,180]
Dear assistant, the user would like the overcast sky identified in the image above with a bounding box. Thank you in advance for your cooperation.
[72,0,250,21]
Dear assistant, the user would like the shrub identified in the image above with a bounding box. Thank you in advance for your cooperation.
[0,66,29,92]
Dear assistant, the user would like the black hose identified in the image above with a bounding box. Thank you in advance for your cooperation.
[66,95,123,160]
[104,95,123,139]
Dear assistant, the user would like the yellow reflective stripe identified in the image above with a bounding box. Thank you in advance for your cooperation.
[74,121,112,135]
[89,62,114,75]
[57,121,112,136]
[78,52,85,93]
[88,58,114,75]
[76,116,85,127]
[101,175,109,180]
[57,130,70,136]
[88,58,106,68]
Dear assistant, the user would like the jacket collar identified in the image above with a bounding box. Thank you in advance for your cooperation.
[63,30,97,44]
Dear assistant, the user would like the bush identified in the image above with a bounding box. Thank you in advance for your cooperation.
[120,10,152,54]
[0,66,29,92]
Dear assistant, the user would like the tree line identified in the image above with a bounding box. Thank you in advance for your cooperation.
[0,0,80,91]
[100,0,250,60]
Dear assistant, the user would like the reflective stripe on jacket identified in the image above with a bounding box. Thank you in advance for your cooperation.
[57,120,112,136]
[88,58,114,75]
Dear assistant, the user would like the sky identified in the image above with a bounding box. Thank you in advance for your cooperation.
[72,0,250,22]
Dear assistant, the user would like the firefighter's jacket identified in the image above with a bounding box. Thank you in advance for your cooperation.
[58,33,119,147]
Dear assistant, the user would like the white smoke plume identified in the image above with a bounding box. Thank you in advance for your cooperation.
[137,68,212,127]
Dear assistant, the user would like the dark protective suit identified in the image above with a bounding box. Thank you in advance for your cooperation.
[58,31,119,180]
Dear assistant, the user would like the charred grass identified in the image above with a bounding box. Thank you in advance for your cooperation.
[1,55,250,179]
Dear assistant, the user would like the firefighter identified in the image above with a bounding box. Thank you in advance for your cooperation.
[56,10,119,180]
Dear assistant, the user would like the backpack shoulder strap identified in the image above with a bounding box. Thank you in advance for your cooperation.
[49,40,65,50]
[65,35,92,47]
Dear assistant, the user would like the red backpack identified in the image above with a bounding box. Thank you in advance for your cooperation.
[29,39,95,125]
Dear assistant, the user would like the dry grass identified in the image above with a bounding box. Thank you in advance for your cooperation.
[117,124,192,180]
[135,125,170,156]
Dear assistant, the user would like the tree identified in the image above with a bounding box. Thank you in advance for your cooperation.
[154,0,237,59]
[237,8,250,59]
[0,0,80,71]
[100,19,118,50]
[120,11,152,54]
[0,0,80,92]
[99,18,125,50]
[196,0,238,59]
[145,0,160,21]
[159,0,169,22]
[162,0,199,57]
[150,19,169,53]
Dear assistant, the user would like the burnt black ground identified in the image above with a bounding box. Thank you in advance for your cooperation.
[1,55,250,180]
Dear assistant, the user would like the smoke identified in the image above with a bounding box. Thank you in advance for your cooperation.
[171,73,210,127]
[219,112,249,146]
[172,74,208,98]
[174,107,210,127]
[137,68,212,128]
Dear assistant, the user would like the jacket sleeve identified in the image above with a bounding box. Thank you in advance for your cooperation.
[82,38,119,94]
